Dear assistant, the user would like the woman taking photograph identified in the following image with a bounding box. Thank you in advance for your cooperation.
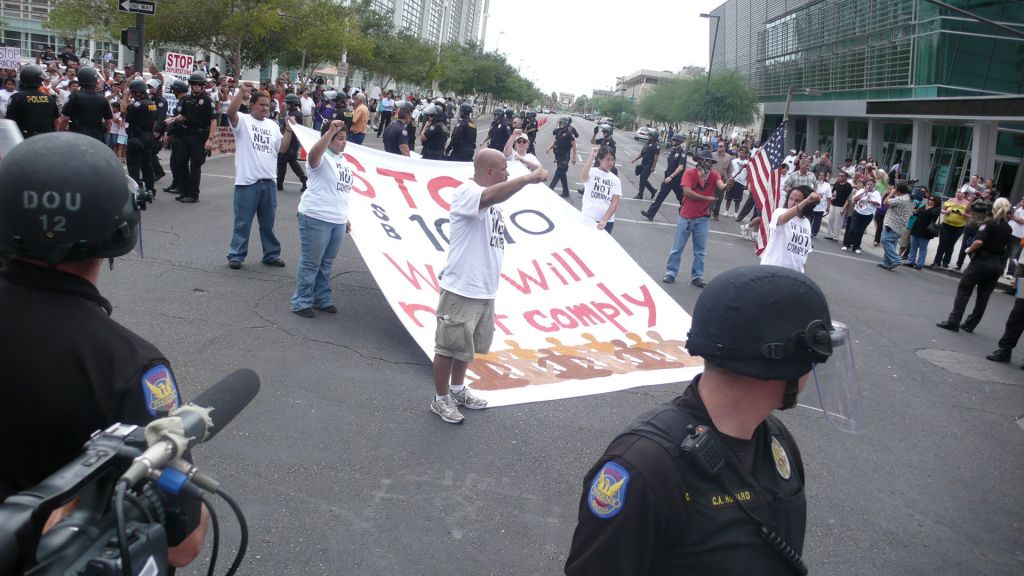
[931,187,970,268]
[580,146,621,234]
[905,195,940,269]
[937,198,1014,333]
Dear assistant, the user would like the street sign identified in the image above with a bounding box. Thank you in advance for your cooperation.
[118,0,155,15]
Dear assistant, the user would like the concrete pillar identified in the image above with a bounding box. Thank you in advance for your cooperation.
[88,38,96,66]
[909,119,933,183]
[867,118,884,161]
[784,121,796,154]
[117,44,126,70]
[970,121,998,181]
[834,118,849,160]
[806,116,821,154]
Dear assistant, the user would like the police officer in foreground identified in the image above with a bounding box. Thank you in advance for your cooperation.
[58,66,111,142]
[546,116,577,198]
[419,104,448,160]
[0,131,209,568]
[641,133,687,221]
[566,265,863,575]
[122,79,158,201]
[446,102,476,161]
[5,64,59,138]
[166,71,217,203]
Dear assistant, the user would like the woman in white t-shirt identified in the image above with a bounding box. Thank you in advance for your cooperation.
[810,171,832,238]
[842,177,880,254]
[580,146,622,233]
[286,118,353,318]
[760,184,819,272]
[503,129,541,170]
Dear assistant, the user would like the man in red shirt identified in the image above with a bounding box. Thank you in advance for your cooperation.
[663,150,731,288]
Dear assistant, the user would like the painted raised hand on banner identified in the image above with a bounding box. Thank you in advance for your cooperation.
[611,339,686,370]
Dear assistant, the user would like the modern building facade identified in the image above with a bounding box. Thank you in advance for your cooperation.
[709,0,1024,199]
[371,0,483,46]
[614,66,706,102]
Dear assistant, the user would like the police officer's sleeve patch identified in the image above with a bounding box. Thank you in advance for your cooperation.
[588,461,630,519]
[133,101,141,108]
[141,365,181,417]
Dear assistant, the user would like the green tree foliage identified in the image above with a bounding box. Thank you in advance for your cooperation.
[274,0,371,82]
[48,0,130,41]
[638,70,758,130]
[433,44,540,105]
[591,96,636,130]
[572,95,590,113]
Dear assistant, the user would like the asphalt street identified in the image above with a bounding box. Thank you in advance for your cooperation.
[93,113,1024,575]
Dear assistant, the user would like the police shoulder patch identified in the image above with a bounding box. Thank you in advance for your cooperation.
[588,461,630,519]
[140,364,181,417]
[771,436,792,480]
[133,101,141,108]
[978,224,986,232]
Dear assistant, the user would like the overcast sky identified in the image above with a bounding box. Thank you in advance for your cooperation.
[481,0,726,98]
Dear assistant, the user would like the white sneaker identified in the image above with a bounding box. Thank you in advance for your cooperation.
[841,246,849,251]
[430,395,464,424]
[451,386,488,410]
[854,249,862,254]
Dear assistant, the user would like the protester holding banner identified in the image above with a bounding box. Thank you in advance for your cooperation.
[580,146,622,234]
[285,119,351,318]
[431,149,549,424]
[226,83,286,270]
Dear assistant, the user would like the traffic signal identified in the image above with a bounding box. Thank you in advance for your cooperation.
[120,28,140,49]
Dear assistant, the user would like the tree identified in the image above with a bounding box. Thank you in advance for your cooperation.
[573,95,590,113]
[274,0,371,83]
[591,96,636,130]
[48,0,130,42]
[701,70,759,130]
[637,71,758,132]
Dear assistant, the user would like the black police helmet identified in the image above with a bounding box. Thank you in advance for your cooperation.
[670,133,685,143]
[459,103,473,116]
[599,124,613,134]
[0,133,139,265]
[493,107,504,116]
[558,116,571,126]
[422,104,441,118]
[504,109,514,118]
[171,79,188,93]
[527,111,536,119]
[77,66,99,88]
[284,93,301,106]
[188,71,206,85]
[19,65,45,89]
[398,100,414,111]
[128,79,148,95]
[685,265,833,380]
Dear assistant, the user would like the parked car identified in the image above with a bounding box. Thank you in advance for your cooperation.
[634,127,658,142]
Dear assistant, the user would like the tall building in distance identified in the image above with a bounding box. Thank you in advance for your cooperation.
[371,0,483,46]
[707,0,1023,199]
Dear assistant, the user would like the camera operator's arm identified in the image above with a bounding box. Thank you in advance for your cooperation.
[168,504,210,567]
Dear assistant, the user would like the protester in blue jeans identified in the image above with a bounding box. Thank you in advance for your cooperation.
[906,196,940,269]
[226,83,286,269]
[283,118,352,317]
[662,150,730,288]
[878,183,914,270]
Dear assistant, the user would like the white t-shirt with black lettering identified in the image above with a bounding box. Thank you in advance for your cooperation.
[760,211,813,272]
[231,112,281,185]
[582,168,622,222]
[439,181,506,300]
[299,150,352,225]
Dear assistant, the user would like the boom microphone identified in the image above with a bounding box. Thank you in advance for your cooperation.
[121,369,261,485]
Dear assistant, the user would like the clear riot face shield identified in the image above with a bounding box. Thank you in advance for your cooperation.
[807,321,865,433]
[0,119,24,160]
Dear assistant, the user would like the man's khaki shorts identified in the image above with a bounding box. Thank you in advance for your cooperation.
[434,290,495,363]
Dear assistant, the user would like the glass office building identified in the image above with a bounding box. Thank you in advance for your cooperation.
[709,0,1024,198]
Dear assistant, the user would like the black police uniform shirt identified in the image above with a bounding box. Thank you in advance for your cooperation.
[595,136,617,153]
[552,127,576,157]
[565,375,806,576]
[285,108,303,154]
[337,107,355,132]
[61,89,112,140]
[665,146,686,176]
[640,140,660,169]
[422,121,448,157]
[973,219,1014,259]
[0,260,199,543]
[488,119,510,150]
[383,120,409,154]
[524,119,538,141]
[405,120,417,152]
[448,117,477,155]
[125,97,157,140]
[152,93,168,134]
[5,88,59,138]
[180,92,215,133]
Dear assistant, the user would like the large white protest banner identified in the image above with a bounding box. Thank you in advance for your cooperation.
[291,124,702,406]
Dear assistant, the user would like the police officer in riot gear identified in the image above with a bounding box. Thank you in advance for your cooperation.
[592,124,617,175]
[148,78,168,182]
[641,133,687,221]
[546,116,577,198]
[566,265,863,576]
[58,66,111,143]
[419,104,449,160]
[166,71,217,203]
[524,111,538,154]
[632,131,660,199]
[0,131,209,566]
[278,93,307,192]
[5,64,59,138]
[163,80,189,195]
[446,103,476,161]
[486,107,510,151]
[122,79,158,201]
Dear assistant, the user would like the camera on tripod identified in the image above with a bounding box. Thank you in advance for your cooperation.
[0,370,259,576]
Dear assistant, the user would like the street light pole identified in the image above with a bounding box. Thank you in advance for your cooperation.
[783,87,822,121]
[698,13,720,126]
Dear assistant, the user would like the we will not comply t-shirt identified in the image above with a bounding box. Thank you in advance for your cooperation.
[231,112,282,185]
[439,181,507,300]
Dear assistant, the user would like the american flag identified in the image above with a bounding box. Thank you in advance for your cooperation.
[748,120,787,255]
